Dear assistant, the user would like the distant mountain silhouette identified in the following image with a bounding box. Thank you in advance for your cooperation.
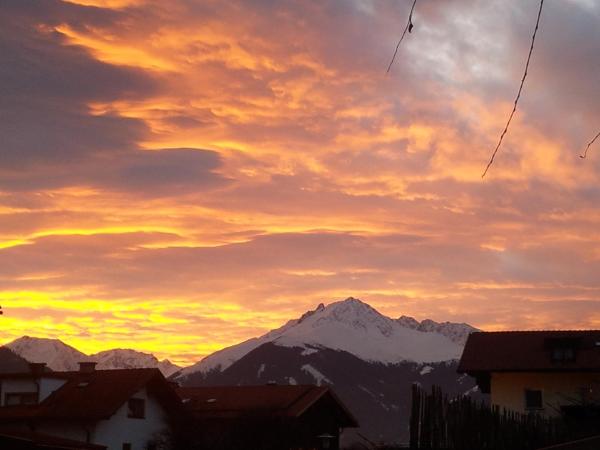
[0,346,30,373]
[2,336,181,376]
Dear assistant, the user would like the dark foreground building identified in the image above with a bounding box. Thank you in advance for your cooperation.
[177,384,358,450]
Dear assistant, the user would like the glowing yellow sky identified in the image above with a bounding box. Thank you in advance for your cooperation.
[1,0,599,365]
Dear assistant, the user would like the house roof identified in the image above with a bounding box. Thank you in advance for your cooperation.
[176,385,358,427]
[0,368,185,421]
[0,405,40,420]
[458,330,600,373]
[0,372,72,380]
[0,429,106,450]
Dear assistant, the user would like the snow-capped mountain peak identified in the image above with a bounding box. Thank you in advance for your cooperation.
[308,297,394,337]
[3,337,181,376]
[92,349,181,377]
[6,336,88,372]
[397,315,420,329]
[180,297,478,378]
[397,315,478,345]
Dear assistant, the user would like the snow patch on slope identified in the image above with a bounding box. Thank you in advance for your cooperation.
[419,365,433,375]
[301,364,331,386]
[301,347,319,356]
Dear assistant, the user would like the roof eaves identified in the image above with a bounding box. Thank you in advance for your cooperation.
[285,386,327,418]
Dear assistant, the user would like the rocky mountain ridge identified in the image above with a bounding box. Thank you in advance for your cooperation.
[3,336,181,376]
[180,297,478,377]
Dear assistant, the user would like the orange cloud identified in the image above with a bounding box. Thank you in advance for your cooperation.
[1,0,600,364]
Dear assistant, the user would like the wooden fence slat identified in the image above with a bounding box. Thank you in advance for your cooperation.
[408,385,570,450]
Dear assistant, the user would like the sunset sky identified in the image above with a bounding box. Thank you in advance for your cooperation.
[1,0,599,365]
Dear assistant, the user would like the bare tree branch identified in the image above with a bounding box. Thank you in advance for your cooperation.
[580,130,600,159]
[482,0,545,178]
[386,0,418,74]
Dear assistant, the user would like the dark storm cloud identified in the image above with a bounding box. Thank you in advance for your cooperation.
[0,148,227,195]
[99,148,227,195]
[0,2,229,194]
[0,0,155,167]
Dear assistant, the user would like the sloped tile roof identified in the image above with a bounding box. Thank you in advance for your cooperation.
[42,368,161,419]
[176,385,358,427]
[458,330,600,373]
[0,368,184,421]
[0,429,107,450]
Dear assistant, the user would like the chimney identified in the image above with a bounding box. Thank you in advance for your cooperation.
[78,362,97,373]
[29,362,47,377]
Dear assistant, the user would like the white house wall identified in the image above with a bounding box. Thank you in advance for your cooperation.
[39,377,67,402]
[91,388,170,450]
[0,379,37,406]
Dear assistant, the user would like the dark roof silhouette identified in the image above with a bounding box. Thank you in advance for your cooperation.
[177,385,358,427]
[0,368,184,421]
[0,429,106,450]
[458,330,600,373]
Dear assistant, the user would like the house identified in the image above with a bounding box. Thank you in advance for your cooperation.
[176,384,359,450]
[458,330,600,416]
[0,362,186,450]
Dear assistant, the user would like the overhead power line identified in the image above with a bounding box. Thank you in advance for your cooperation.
[579,130,600,159]
[482,0,545,178]
[386,0,418,73]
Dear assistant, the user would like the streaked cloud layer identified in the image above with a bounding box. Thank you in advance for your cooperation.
[1,0,599,364]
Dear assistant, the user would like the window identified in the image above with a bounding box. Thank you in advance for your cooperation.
[525,389,543,410]
[122,443,132,450]
[127,398,145,419]
[551,346,575,362]
[4,392,38,406]
[545,337,579,363]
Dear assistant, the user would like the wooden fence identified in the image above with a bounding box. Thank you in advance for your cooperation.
[408,384,568,450]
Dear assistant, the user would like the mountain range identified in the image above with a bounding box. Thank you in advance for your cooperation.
[0,347,30,374]
[179,297,476,378]
[3,336,181,376]
[175,297,481,444]
[0,297,481,444]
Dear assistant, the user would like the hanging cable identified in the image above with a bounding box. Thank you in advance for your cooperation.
[482,0,545,178]
[580,130,600,159]
[386,0,418,73]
